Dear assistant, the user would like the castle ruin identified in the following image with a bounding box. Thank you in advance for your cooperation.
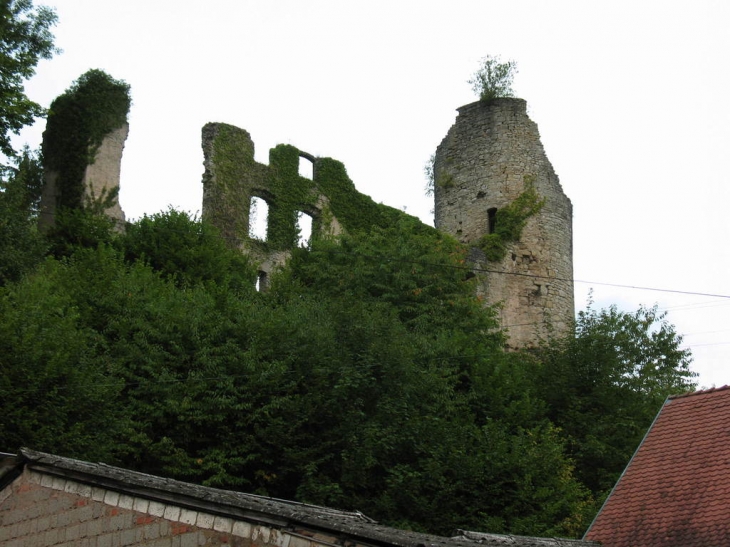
[434,98,574,347]
[38,82,574,348]
[39,123,128,229]
[37,69,131,230]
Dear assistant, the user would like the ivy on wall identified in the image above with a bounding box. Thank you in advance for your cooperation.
[478,179,545,262]
[204,124,423,253]
[43,69,131,210]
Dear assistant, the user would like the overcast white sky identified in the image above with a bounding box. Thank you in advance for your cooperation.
[14,0,730,388]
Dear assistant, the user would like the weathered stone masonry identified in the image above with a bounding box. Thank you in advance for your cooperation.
[434,99,574,347]
[201,123,344,290]
[39,123,128,230]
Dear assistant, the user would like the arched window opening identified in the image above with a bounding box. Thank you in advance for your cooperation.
[299,156,313,180]
[487,207,498,234]
[255,271,268,292]
[249,196,269,240]
[296,211,313,248]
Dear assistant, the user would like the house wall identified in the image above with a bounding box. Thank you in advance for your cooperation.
[0,469,343,547]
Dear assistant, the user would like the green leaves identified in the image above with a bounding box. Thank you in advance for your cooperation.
[0,0,59,157]
[120,208,257,291]
[469,55,518,103]
[535,301,696,496]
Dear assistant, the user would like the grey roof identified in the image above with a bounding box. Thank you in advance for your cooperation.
[16,448,599,547]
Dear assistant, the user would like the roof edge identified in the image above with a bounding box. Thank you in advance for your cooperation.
[583,394,671,541]
[668,384,730,400]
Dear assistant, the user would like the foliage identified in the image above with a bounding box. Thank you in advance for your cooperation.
[469,55,518,103]
[534,300,697,498]
[0,0,59,158]
[424,153,435,197]
[0,257,126,461]
[42,69,131,209]
[268,219,591,536]
[0,147,46,285]
[44,206,117,258]
[119,208,257,291]
[479,181,544,261]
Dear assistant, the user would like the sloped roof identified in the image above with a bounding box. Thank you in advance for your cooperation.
[11,448,597,547]
[585,385,730,547]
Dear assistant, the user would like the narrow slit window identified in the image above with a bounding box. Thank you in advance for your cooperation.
[255,271,268,292]
[249,196,269,240]
[487,207,498,234]
[299,157,313,180]
[296,211,313,247]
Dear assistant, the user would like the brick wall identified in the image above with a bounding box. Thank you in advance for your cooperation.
[0,469,342,547]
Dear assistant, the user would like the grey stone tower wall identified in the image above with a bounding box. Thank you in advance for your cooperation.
[39,123,128,229]
[434,99,573,347]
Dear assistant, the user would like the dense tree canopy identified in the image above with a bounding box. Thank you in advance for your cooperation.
[534,301,696,497]
[0,205,696,538]
[0,147,45,285]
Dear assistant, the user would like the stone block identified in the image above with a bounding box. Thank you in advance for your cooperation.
[213,515,234,533]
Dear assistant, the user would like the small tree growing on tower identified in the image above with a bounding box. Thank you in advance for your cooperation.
[469,55,518,102]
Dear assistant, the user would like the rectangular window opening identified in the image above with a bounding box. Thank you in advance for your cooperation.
[249,196,269,240]
[296,211,313,248]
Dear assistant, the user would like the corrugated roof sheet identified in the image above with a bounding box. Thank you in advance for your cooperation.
[585,385,730,547]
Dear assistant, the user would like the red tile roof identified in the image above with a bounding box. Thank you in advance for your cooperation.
[584,385,730,547]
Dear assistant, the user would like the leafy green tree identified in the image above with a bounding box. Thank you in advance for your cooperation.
[0,257,126,461]
[534,301,697,498]
[44,206,117,258]
[268,220,591,536]
[0,0,59,158]
[469,55,518,102]
[119,208,256,291]
[0,147,46,284]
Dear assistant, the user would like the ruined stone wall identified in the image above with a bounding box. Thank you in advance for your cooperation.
[434,99,573,347]
[201,122,348,288]
[39,123,128,229]
[82,123,128,224]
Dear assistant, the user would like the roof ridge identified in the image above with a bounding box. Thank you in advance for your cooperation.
[668,385,730,400]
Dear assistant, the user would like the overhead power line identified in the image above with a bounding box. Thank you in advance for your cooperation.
[34,208,730,300]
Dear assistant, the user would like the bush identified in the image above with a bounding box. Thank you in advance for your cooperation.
[469,55,518,102]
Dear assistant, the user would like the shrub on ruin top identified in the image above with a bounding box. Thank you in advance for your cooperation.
[469,55,518,103]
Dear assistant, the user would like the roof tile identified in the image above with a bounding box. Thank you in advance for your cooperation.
[585,385,730,547]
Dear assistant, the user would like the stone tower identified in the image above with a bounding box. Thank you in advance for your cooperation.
[434,98,573,347]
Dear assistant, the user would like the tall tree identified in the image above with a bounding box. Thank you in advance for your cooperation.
[0,0,59,158]
[534,301,697,498]
[0,146,46,285]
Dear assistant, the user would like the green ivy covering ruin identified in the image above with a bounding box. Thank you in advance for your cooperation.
[42,69,131,209]
[478,181,545,262]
